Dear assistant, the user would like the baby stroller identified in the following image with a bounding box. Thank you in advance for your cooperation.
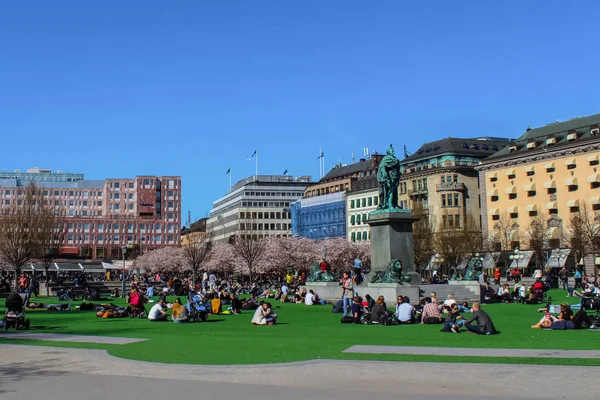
[187,294,209,322]
[3,292,30,330]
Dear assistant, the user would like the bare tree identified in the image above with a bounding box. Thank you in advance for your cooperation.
[412,203,435,272]
[434,212,481,276]
[491,212,516,251]
[181,219,212,289]
[522,214,550,269]
[0,182,61,289]
[567,202,600,275]
[231,222,266,283]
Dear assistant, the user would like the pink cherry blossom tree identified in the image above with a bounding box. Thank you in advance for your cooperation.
[133,246,187,273]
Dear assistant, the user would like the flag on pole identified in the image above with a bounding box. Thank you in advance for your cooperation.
[283,169,288,175]
[317,151,324,159]
[247,150,257,161]
[226,168,231,174]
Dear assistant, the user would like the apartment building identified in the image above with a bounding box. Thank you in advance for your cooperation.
[0,168,181,259]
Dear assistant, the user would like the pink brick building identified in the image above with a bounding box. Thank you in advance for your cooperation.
[0,168,181,260]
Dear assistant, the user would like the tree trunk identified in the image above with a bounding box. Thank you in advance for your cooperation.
[45,266,50,297]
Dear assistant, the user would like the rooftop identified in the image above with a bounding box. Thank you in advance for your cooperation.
[485,113,600,161]
[321,155,382,182]
[402,137,510,164]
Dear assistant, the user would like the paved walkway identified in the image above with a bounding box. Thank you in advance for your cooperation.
[0,332,146,344]
[0,344,598,399]
[344,345,600,359]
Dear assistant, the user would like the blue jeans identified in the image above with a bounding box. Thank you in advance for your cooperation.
[562,279,568,291]
[342,294,353,316]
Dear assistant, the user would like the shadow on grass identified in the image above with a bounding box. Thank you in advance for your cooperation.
[29,326,64,331]
[0,360,68,395]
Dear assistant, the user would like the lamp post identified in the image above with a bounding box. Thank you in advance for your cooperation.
[433,253,444,277]
[509,248,525,271]
[121,244,127,298]
[43,247,53,297]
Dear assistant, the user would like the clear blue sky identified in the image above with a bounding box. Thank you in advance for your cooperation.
[2,1,599,221]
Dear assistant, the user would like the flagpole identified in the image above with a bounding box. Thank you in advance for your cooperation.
[229,168,232,192]
[319,147,322,179]
[255,149,258,181]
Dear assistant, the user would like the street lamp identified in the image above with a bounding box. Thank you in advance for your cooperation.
[509,248,525,270]
[433,253,444,277]
[121,244,127,298]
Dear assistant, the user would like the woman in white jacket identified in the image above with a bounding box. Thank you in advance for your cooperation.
[251,302,277,325]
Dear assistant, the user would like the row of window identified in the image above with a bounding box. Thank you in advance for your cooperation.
[490,159,600,183]
[349,196,379,209]
[441,214,462,228]
[244,191,303,197]
[491,183,600,203]
[66,234,176,244]
[240,201,291,208]
[65,222,174,232]
[350,213,370,226]
[239,223,290,231]
[350,231,370,242]
[441,193,461,207]
[239,211,290,220]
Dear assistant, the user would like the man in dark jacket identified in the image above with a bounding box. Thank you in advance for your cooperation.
[464,303,498,334]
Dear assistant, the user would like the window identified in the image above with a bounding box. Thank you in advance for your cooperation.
[374,197,379,206]
[368,197,372,206]
[454,193,460,205]
[128,193,133,199]
[113,204,120,210]
[362,198,366,207]
[351,232,356,242]
[548,208,558,215]
[441,194,447,207]
[168,190,174,197]
[527,191,536,197]
[568,185,578,192]
[491,196,499,202]
[592,182,600,189]
[546,167,555,173]
[362,232,367,241]
[490,176,498,183]
[509,193,517,200]
[510,212,518,219]
[129,183,134,189]
[113,182,120,189]
[527,171,535,177]
[547,188,557,195]
[113,193,120,200]
[113,223,119,230]
[454,215,461,228]
[507,173,516,179]
[570,206,580,213]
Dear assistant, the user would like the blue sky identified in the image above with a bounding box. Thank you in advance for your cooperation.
[1,1,599,221]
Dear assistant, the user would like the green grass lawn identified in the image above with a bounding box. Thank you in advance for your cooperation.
[1,289,599,366]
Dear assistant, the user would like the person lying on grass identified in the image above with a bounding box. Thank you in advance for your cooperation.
[538,310,599,330]
[463,302,499,335]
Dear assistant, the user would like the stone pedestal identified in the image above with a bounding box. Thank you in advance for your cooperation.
[303,282,343,301]
[303,282,421,307]
[368,211,420,275]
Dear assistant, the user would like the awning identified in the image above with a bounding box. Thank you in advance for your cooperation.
[506,206,518,214]
[544,180,556,189]
[58,247,79,255]
[489,208,500,216]
[546,201,558,209]
[525,204,538,212]
[567,199,579,207]
[524,183,536,191]
[564,158,576,166]
[545,249,571,269]
[505,186,517,194]
[489,172,498,179]
[508,250,534,269]
[587,154,599,162]
[565,177,578,186]
[547,227,561,240]
[54,262,84,271]
[544,162,555,170]
[524,166,535,173]
[505,169,516,176]
[591,197,600,205]
[487,189,498,197]
[102,261,133,270]
[588,174,600,183]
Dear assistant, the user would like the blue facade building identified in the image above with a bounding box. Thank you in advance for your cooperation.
[291,192,346,240]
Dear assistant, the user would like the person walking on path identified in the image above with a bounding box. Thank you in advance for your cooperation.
[341,272,354,316]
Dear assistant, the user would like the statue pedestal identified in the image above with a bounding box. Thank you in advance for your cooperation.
[368,211,420,277]
[355,283,420,307]
[302,282,343,301]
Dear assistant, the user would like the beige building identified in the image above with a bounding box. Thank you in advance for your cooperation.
[346,176,378,242]
[398,137,510,229]
[477,113,600,256]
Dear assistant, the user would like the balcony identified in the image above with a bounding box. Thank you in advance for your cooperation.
[408,188,428,196]
[436,182,466,192]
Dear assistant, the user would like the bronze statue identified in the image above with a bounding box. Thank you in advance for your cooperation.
[370,259,411,284]
[375,144,403,213]
[306,262,336,282]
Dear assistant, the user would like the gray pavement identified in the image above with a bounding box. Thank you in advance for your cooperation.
[0,344,597,400]
[345,344,600,358]
[0,332,147,344]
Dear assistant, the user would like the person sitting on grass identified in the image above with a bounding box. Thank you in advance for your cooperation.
[172,298,189,323]
[463,302,499,334]
[251,302,277,325]
[229,293,242,314]
[352,296,363,324]
[442,303,465,333]
[396,296,415,324]
[497,284,512,303]
[364,294,376,312]
[148,299,168,322]
[305,289,317,306]
[443,293,457,311]
[421,297,443,324]
[370,296,387,324]
[572,284,593,298]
